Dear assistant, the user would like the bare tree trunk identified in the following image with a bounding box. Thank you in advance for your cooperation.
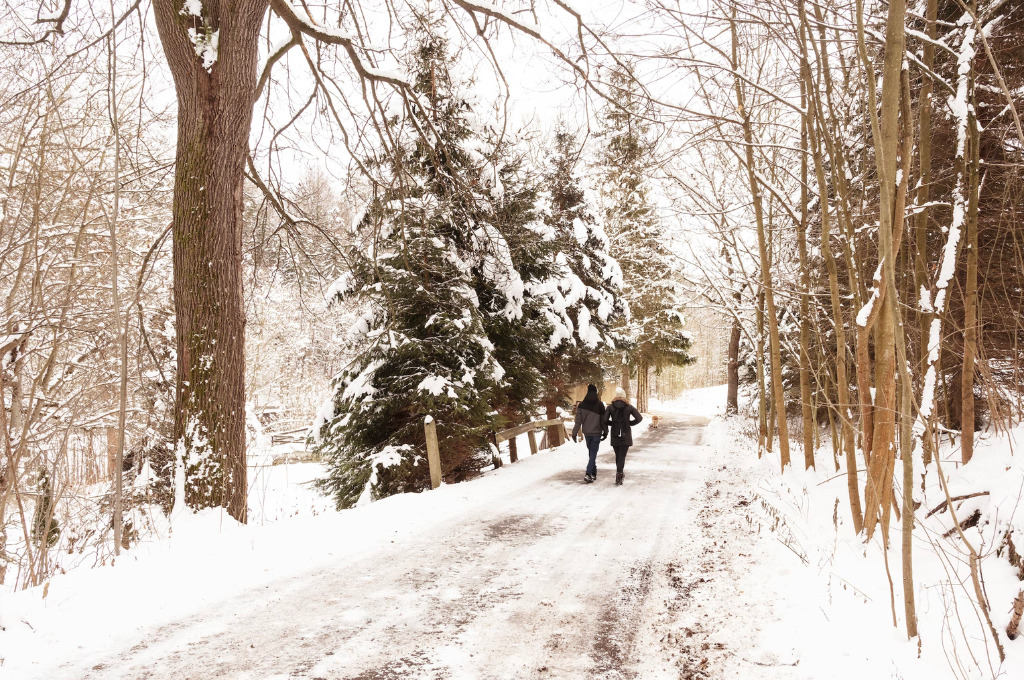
[9,344,23,438]
[858,0,906,544]
[730,9,790,470]
[106,426,119,480]
[799,0,861,531]
[727,320,740,415]
[895,69,918,640]
[620,358,631,400]
[733,105,789,466]
[637,357,649,413]
[797,71,815,470]
[915,0,938,467]
[755,286,768,455]
[107,27,127,554]
[544,400,563,449]
[961,73,981,465]
[0,372,11,585]
[722,242,741,416]
[153,1,268,522]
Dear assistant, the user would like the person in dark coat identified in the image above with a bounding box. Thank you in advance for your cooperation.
[604,387,642,486]
[571,384,607,483]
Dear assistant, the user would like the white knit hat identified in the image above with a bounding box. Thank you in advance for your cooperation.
[615,387,627,400]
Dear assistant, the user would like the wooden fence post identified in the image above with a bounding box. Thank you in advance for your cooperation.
[508,436,518,463]
[424,415,442,489]
[527,428,539,455]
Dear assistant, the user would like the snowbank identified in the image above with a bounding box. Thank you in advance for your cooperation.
[708,407,1024,679]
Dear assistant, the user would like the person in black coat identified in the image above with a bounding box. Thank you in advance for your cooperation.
[604,387,642,486]
[572,384,606,483]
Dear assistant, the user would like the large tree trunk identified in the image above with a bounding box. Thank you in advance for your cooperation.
[544,400,563,449]
[154,1,268,523]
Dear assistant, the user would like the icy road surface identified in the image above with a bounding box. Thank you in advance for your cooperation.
[41,414,804,679]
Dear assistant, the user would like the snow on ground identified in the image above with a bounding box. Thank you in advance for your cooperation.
[247,443,335,525]
[700,392,1024,680]
[651,383,728,419]
[680,417,942,680]
[2,387,1021,678]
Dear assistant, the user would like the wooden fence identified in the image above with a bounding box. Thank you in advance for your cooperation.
[269,427,308,446]
[422,416,570,489]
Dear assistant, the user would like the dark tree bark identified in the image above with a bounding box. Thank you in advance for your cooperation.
[726,321,740,415]
[722,242,741,416]
[544,400,563,449]
[636,357,649,413]
[153,0,269,522]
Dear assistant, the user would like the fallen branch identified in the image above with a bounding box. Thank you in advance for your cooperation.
[942,509,982,539]
[926,491,990,518]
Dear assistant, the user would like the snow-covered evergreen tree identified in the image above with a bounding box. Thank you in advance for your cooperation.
[536,127,626,404]
[598,65,693,408]
[313,20,558,508]
[477,141,558,426]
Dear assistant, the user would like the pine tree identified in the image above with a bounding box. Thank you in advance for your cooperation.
[313,21,557,507]
[598,65,694,411]
[537,127,626,406]
[478,141,556,427]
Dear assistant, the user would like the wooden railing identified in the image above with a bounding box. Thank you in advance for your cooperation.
[422,416,569,489]
[269,427,308,446]
[492,418,566,463]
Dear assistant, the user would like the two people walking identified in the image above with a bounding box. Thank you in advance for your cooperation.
[571,384,643,485]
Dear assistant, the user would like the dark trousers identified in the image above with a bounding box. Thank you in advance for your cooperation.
[585,435,601,477]
[613,445,629,474]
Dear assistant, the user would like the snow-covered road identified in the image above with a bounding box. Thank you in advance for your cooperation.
[46,414,758,680]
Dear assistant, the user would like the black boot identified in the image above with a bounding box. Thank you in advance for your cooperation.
[615,472,623,485]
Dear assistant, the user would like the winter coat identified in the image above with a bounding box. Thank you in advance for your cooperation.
[572,394,606,438]
[604,398,642,446]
